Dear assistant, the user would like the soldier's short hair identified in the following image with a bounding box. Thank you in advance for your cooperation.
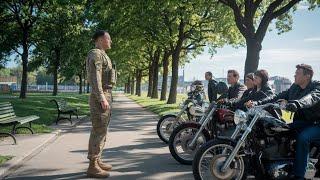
[296,64,313,79]
[92,30,108,41]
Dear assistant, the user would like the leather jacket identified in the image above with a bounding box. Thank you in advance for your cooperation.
[234,84,274,110]
[208,79,218,103]
[258,81,320,123]
[219,82,246,101]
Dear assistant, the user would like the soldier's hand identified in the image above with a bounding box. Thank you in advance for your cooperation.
[100,99,110,111]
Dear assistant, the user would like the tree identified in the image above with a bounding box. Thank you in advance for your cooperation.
[160,0,241,104]
[1,0,47,98]
[30,0,88,95]
[90,0,241,104]
[160,49,171,101]
[218,0,318,75]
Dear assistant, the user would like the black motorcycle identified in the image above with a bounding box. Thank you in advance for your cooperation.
[193,103,320,180]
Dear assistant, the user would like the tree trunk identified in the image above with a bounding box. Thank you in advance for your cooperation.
[167,49,180,104]
[53,49,60,96]
[167,20,185,104]
[130,76,135,95]
[244,38,262,77]
[151,49,160,99]
[126,77,131,94]
[83,77,86,94]
[86,80,90,93]
[79,74,83,94]
[19,31,29,99]
[160,50,170,101]
[147,61,153,97]
[135,69,142,96]
[124,83,128,93]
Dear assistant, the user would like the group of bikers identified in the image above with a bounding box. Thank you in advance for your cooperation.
[86,29,320,179]
[204,64,320,179]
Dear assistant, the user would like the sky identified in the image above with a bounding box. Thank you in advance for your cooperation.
[183,5,320,82]
[6,4,320,82]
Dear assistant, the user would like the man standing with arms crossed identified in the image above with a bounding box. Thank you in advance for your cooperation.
[86,30,116,178]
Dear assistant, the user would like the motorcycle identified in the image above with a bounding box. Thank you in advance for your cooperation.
[192,103,320,180]
[168,101,235,165]
[157,90,209,143]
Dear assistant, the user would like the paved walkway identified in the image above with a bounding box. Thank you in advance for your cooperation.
[6,94,193,180]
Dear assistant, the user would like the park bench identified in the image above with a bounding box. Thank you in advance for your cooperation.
[0,102,39,144]
[51,99,79,125]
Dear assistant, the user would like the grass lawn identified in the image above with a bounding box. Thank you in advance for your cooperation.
[0,155,13,165]
[0,92,90,133]
[126,93,187,116]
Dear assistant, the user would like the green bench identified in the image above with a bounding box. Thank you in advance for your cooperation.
[51,99,79,125]
[0,102,39,144]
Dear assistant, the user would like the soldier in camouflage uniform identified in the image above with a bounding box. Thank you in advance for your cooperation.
[86,30,116,178]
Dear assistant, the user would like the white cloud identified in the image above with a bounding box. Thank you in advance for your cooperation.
[185,47,320,81]
[303,37,320,42]
[260,48,320,63]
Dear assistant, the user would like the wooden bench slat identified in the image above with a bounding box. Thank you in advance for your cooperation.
[0,112,16,119]
[0,103,12,109]
[0,101,11,106]
[0,108,15,115]
[0,117,18,124]
[0,115,17,123]
[18,115,39,124]
[0,106,14,111]
[0,115,39,124]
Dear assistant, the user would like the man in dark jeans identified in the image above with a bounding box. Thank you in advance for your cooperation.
[205,71,218,103]
[248,64,320,179]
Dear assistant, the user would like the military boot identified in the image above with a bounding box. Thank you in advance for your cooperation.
[87,158,110,178]
[97,159,113,171]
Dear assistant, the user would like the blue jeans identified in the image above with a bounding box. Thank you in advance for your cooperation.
[289,120,320,178]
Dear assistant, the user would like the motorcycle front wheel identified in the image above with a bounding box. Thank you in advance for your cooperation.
[157,114,180,143]
[193,139,247,180]
[168,122,211,165]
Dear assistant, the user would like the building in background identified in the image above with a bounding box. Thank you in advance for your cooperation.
[269,76,292,94]
[0,76,17,93]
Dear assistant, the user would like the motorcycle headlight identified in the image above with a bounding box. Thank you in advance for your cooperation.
[234,110,247,125]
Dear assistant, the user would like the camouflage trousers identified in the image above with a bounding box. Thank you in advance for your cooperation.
[87,92,112,160]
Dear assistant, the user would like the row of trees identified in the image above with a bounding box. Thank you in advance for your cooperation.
[101,0,318,104]
[1,0,319,103]
[1,0,91,97]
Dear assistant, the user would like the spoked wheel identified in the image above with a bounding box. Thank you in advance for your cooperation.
[169,123,210,165]
[193,139,246,180]
[157,115,182,143]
